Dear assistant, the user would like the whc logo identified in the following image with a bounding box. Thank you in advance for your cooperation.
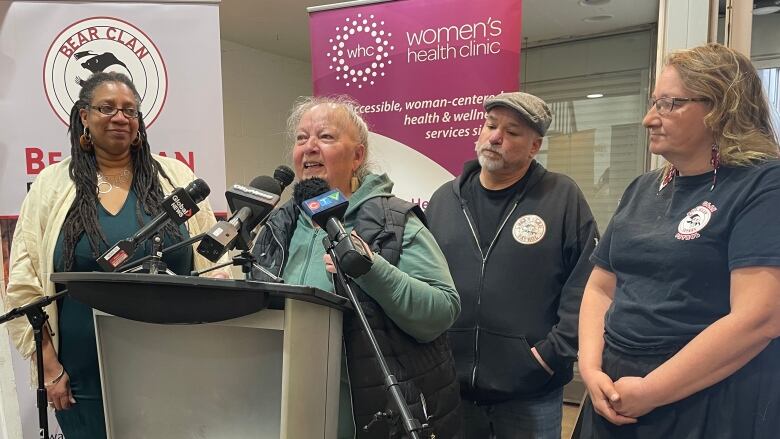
[325,12,394,89]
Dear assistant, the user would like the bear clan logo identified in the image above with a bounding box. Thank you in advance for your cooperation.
[43,16,167,127]
[675,201,717,241]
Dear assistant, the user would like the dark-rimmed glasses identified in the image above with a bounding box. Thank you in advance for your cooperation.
[90,104,140,119]
[648,97,709,115]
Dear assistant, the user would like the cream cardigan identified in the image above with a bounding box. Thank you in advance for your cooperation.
[5,154,228,361]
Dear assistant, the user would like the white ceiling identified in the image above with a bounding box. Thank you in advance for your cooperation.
[219,0,660,61]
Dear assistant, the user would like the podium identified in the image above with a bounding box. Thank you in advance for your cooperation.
[51,272,350,439]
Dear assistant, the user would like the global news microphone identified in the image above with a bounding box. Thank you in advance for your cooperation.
[4,72,229,439]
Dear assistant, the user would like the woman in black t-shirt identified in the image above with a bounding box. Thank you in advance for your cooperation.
[578,43,780,438]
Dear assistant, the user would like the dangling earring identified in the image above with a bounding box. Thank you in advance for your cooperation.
[710,142,720,191]
[658,165,678,193]
[79,127,93,152]
[350,175,360,193]
[131,132,143,150]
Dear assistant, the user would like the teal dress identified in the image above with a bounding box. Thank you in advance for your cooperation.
[52,189,193,438]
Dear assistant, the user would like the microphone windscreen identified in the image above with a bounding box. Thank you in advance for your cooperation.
[249,175,282,195]
[293,177,330,207]
[273,165,295,191]
[185,178,211,203]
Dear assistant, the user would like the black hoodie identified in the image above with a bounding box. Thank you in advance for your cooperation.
[426,159,599,402]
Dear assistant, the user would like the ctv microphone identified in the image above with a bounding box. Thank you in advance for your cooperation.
[296,178,346,228]
[296,178,372,278]
[97,178,210,271]
[196,174,282,263]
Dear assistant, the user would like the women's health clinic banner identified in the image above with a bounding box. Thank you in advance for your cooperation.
[309,0,521,207]
[0,2,225,437]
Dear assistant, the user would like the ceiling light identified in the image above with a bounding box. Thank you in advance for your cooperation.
[753,6,780,15]
[754,0,780,15]
[583,15,614,22]
[587,93,604,99]
[579,0,611,6]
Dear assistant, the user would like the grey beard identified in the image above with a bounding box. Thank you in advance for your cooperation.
[477,148,503,171]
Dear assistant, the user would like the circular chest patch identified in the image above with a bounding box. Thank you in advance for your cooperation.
[677,205,712,236]
[512,215,546,245]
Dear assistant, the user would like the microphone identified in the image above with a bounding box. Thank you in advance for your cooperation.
[273,165,295,191]
[295,177,345,228]
[97,178,211,272]
[196,173,282,263]
[296,178,372,278]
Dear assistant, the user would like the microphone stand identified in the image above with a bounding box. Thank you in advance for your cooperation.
[123,234,175,275]
[116,232,206,273]
[322,239,429,439]
[191,250,282,282]
[0,290,69,439]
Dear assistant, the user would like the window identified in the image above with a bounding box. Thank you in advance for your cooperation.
[758,67,780,138]
[752,12,780,140]
[522,31,654,230]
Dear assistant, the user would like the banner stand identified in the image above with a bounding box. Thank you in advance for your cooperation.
[0,1,226,435]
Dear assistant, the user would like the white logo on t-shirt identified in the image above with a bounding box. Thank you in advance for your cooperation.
[675,201,717,241]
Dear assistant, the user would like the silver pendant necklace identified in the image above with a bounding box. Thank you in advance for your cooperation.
[97,168,131,195]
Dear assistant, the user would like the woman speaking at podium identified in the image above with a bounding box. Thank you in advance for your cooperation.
[251,96,462,438]
[5,72,226,438]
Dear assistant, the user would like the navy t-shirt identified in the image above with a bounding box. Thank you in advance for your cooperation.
[592,160,780,352]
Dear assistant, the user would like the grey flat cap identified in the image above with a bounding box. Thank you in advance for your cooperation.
[484,92,552,136]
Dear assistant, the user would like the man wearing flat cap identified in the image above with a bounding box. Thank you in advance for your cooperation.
[426,91,599,438]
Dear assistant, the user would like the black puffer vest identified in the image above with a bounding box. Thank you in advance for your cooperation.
[251,196,461,439]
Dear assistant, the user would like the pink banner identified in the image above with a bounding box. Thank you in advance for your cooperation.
[309,0,521,177]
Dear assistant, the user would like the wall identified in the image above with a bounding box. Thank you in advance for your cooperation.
[220,39,312,190]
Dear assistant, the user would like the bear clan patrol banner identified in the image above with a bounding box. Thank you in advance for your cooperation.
[0,2,225,437]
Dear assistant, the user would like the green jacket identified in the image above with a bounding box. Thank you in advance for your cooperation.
[283,173,460,342]
[254,173,461,438]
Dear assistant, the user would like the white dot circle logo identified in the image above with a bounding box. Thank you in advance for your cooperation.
[43,17,168,127]
[326,13,393,89]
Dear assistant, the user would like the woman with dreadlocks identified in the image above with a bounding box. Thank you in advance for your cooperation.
[5,72,227,438]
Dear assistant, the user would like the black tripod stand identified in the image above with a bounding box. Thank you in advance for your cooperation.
[0,290,68,439]
[322,239,432,439]
[191,249,282,282]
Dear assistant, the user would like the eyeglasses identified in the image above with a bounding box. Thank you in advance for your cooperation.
[89,104,140,119]
[648,97,709,115]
